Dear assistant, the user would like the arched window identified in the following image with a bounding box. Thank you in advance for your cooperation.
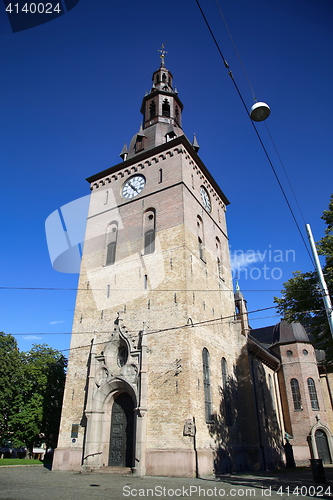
[221,357,232,425]
[290,378,302,411]
[202,348,212,423]
[106,222,118,265]
[197,216,204,262]
[216,237,223,278]
[221,357,227,390]
[162,99,170,117]
[269,374,276,411]
[143,209,156,255]
[162,73,166,82]
[149,100,156,119]
[198,237,203,261]
[307,378,320,410]
[144,230,155,255]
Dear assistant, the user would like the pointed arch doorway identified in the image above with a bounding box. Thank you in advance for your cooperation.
[109,392,134,467]
[315,430,331,463]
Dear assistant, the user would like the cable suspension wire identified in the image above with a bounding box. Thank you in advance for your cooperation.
[215,0,256,102]
[10,299,326,339]
[27,303,326,357]
[195,0,314,267]
[0,286,326,293]
[215,0,307,228]
[264,122,307,226]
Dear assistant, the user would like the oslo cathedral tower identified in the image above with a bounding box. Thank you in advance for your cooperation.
[53,51,273,477]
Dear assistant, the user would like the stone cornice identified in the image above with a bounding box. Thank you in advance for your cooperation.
[86,135,230,207]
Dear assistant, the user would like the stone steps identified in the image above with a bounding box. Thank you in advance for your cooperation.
[91,466,133,475]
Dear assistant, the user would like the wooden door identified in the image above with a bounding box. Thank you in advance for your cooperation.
[315,429,331,463]
[109,393,134,467]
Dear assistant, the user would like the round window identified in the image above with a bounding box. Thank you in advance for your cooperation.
[303,349,309,356]
[286,350,293,357]
[117,346,128,367]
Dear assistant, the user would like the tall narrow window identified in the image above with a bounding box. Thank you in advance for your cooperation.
[198,237,203,261]
[158,168,162,183]
[106,222,118,266]
[144,230,155,254]
[197,216,204,262]
[221,357,232,425]
[216,237,223,278]
[149,100,156,119]
[143,209,156,255]
[221,357,227,390]
[202,348,212,423]
[307,378,320,410]
[144,274,148,290]
[162,99,170,117]
[106,242,116,265]
[290,378,302,411]
[269,374,276,411]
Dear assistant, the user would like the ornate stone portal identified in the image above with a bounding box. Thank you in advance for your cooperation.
[82,312,148,476]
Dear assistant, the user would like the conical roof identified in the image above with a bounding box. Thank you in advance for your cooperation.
[272,320,309,345]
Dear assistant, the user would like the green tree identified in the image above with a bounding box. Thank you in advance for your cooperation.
[0,333,23,447]
[275,194,333,361]
[8,343,67,455]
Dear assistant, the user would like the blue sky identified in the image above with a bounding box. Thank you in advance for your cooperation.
[1,0,333,356]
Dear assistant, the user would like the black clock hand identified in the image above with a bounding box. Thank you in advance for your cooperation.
[128,182,138,193]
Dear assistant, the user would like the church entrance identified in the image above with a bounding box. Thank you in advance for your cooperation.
[109,392,134,467]
[315,430,331,463]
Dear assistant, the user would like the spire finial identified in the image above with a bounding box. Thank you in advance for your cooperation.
[158,41,168,67]
[235,273,240,291]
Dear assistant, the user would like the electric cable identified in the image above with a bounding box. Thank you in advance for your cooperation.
[214,0,308,228]
[0,286,326,293]
[195,0,315,267]
[9,301,326,339]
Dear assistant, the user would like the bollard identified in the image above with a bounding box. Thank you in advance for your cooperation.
[310,459,326,483]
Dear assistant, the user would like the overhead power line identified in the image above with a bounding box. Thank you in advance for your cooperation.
[0,286,325,293]
[10,302,326,341]
[214,0,308,229]
[195,0,314,267]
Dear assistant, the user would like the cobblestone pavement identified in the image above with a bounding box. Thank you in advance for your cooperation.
[1,466,333,500]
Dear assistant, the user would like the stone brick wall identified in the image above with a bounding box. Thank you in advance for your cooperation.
[54,141,261,475]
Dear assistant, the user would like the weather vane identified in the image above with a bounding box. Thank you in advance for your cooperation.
[158,41,167,67]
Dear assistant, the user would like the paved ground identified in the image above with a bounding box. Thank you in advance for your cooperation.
[1,466,333,500]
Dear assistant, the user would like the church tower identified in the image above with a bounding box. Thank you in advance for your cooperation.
[53,52,260,477]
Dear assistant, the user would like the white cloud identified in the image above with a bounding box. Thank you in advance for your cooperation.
[23,335,43,340]
[49,320,65,325]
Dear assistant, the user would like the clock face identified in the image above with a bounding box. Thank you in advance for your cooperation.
[121,175,146,199]
[200,186,211,212]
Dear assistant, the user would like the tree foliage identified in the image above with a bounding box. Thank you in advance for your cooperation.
[0,333,23,446]
[274,194,333,362]
[0,337,67,453]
